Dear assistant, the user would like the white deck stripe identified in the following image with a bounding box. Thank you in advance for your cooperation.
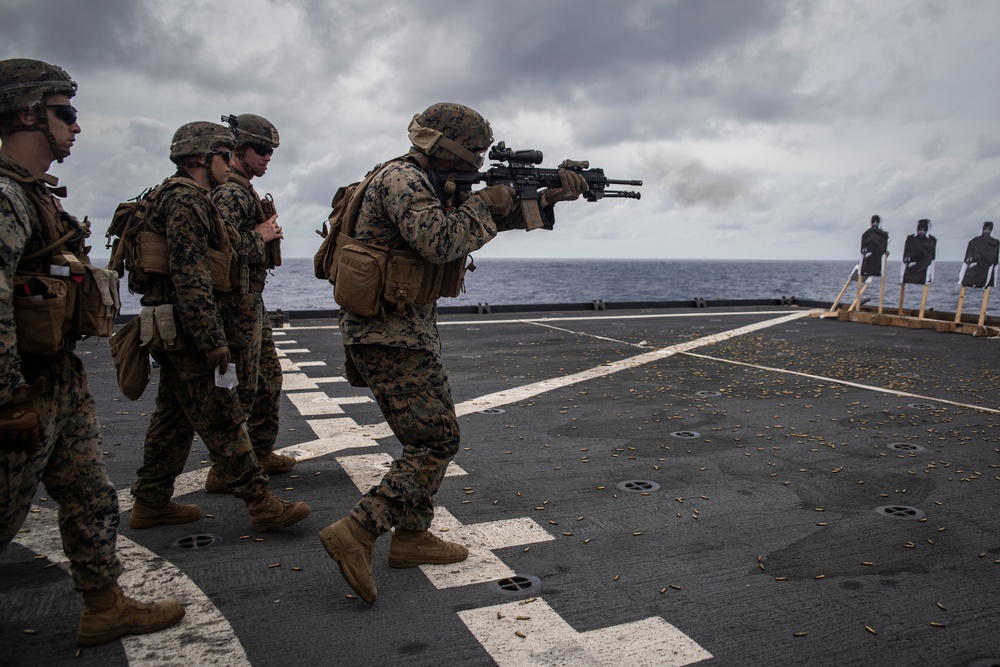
[681,351,1000,414]
[14,506,251,666]
[458,598,711,667]
[457,311,811,415]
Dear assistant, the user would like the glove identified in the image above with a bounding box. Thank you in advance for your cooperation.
[476,185,517,217]
[0,378,45,454]
[540,161,589,207]
[205,346,231,374]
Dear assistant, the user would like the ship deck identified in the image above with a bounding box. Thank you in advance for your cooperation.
[2,303,1000,667]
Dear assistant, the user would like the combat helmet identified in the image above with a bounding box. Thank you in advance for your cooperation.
[0,58,78,161]
[170,121,235,164]
[224,113,279,150]
[0,58,77,116]
[408,102,493,169]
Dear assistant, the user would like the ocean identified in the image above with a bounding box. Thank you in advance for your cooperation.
[112,258,994,317]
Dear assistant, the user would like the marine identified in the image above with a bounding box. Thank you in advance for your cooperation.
[127,120,311,533]
[0,57,185,647]
[318,102,589,602]
[207,112,294,493]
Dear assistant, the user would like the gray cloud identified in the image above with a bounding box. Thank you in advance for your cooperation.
[976,134,1000,160]
[2,0,999,261]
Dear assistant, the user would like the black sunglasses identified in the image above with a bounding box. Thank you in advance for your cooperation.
[249,144,274,157]
[211,151,233,164]
[47,104,78,126]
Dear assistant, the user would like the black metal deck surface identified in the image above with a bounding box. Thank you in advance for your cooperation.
[2,303,999,667]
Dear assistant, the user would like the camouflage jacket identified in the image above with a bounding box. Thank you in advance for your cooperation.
[212,169,268,348]
[140,172,228,355]
[0,154,56,404]
[213,169,268,285]
[339,151,528,351]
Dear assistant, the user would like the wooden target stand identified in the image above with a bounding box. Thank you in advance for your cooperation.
[935,283,993,335]
[813,255,1000,336]
[819,253,888,319]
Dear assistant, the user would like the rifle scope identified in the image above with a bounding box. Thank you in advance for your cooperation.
[489,142,543,165]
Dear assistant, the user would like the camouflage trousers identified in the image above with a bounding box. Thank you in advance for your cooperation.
[131,347,267,505]
[0,352,123,591]
[346,344,460,535]
[245,307,282,457]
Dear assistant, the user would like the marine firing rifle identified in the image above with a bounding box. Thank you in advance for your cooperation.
[434,141,643,230]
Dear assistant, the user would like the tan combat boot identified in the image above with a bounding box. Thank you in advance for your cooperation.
[129,499,201,529]
[245,491,311,532]
[204,466,229,494]
[76,584,185,647]
[258,451,297,474]
[318,517,378,603]
[388,529,469,568]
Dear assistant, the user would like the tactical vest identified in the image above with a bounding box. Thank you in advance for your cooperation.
[110,176,239,295]
[0,166,119,356]
[226,172,280,274]
[325,153,472,318]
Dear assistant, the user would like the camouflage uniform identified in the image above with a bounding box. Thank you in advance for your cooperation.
[340,152,529,534]
[130,175,268,504]
[0,153,124,591]
[212,169,282,457]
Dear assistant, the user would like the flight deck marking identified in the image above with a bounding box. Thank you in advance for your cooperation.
[285,392,373,415]
[418,507,555,589]
[14,507,251,667]
[459,598,711,667]
[455,311,811,414]
[12,312,800,662]
[280,372,346,391]
[337,452,466,491]
[681,351,1000,414]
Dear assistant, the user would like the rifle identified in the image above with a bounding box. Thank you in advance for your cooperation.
[434,142,642,230]
[260,192,281,268]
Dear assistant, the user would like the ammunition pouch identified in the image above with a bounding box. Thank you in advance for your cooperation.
[128,230,238,293]
[439,255,473,299]
[332,231,472,317]
[332,233,389,318]
[139,304,187,352]
[13,275,70,356]
[14,264,120,355]
[2,168,118,349]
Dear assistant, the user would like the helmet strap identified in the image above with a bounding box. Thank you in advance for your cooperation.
[5,107,68,163]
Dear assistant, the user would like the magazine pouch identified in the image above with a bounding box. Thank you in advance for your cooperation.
[384,252,425,313]
[439,255,473,299]
[139,304,187,352]
[208,247,237,293]
[13,275,69,356]
[333,233,388,318]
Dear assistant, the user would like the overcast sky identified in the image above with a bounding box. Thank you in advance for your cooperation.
[3,0,999,261]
